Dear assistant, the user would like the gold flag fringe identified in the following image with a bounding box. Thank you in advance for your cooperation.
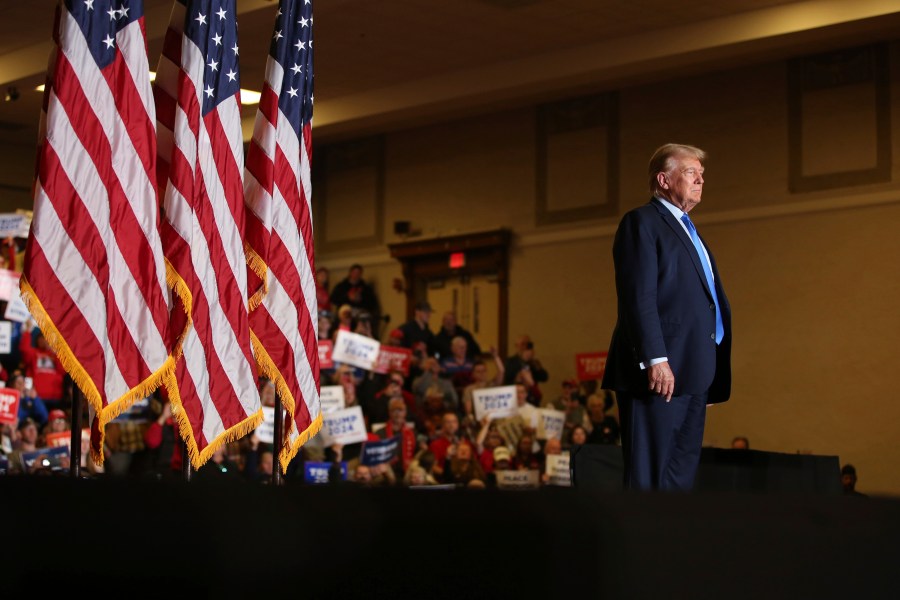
[250,330,322,473]
[19,276,175,467]
[244,242,268,312]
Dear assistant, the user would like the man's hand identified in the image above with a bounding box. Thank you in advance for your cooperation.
[648,361,675,402]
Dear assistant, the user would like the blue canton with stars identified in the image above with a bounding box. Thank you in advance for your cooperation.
[181,0,241,116]
[269,0,314,137]
[67,0,144,69]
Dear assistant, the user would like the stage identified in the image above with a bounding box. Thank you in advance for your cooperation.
[2,476,898,598]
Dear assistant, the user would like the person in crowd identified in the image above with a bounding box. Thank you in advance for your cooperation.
[485,445,512,488]
[494,383,539,455]
[352,462,397,487]
[329,264,381,336]
[40,408,69,447]
[585,392,620,445]
[601,143,733,491]
[443,439,486,486]
[375,396,418,479]
[13,372,49,430]
[318,309,334,342]
[259,378,277,408]
[194,444,244,481]
[315,266,332,314]
[474,416,507,476]
[546,378,581,411]
[540,437,564,485]
[403,464,435,486]
[459,352,505,434]
[243,434,275,484]
[440,336,475,399]
[433,310,482,361]
[731,436,750,450]
[13,417,40,453]
[398,300,437,380]
[503,334,549,400]
[19,319,66,411]
[511,432,542,471]
[406,449,440,486]
[513,366,543,408]
[561,383,591,449]
[336,304,354,333]
[841,464,867,497]
[428,411,473,480]
[412,357,458,414]
[142,396,183,481]
[568,424,589,447]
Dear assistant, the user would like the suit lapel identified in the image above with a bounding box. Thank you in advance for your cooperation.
[650,198,714,299]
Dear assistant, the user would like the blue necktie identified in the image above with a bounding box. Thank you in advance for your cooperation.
[681,213,724,344]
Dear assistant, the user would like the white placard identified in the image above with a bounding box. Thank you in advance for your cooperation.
[319,405,368,446]
[495,469,540,490]
[545,453,571,487]
[320,385,346,414]
[537,408,566,440]
[472,385,517,421]
[0,321,10,354]
[0,213,30,238]
[331,330,381,371]
[4,291,30,323]
[256,406,276,445]
[0,269,20,302]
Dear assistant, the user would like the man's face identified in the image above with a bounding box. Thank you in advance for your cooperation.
[348,267,362,283]
[472,364,488,382]
[442,414,459,436]
[516,385,528,406]
[442,312,456,331]
[660,157,704,213]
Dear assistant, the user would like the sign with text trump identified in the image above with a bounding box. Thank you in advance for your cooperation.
[332,330,381,371]
[576,351,608,381]
[0,388,20,425]
[472,386,517,421]
[319,405,368,446]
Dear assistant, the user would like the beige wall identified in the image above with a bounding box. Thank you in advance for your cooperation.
[317,44,900,496]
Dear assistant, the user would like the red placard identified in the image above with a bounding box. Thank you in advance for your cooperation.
[45,431,71,449]
[0,388,20,425]
[575,351,608,381]
[318,339,334,370]
[373,345,412,376]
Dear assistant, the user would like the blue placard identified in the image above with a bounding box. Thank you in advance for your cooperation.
[304,461,347,484]
[0,454,9,475]
[20,445,70,473]
[360,435,400,466]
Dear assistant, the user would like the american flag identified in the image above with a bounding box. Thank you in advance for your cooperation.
[155,0,262,468]
[21,0,173,464]
[244,0,320,470]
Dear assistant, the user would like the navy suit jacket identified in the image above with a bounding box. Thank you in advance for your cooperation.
[602,198,732,404]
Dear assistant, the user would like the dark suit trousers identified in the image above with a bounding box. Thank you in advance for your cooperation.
[617,390,707,491]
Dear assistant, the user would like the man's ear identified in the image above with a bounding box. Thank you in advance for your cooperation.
[657,172,669,190]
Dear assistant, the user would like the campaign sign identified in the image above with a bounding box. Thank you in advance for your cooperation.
[111,396,153,423]
[545,453,571,487]
[4,291,30,323]
[45,431,71,449]
[0,321,10,354]
[360,435,400,466]
[0,269,20,302]
[0,387,20,425]
[319,405,368,446]
[0,454,9,475]
[304,461,347,484]
[536,408,566,441]
[319,385,346,414]
[372,345,412,376]
[0,213,30,238]
[472,385,517,420]
[495,469,540,490]
[318,339,334,370]
[256,406,276,445]
[332,330,381,371]
[20,445,70,473]
[576,351,608,381]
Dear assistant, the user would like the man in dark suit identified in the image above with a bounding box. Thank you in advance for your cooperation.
[602,143,732,491]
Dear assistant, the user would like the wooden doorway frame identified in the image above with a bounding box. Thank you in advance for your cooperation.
[388,228,511,357]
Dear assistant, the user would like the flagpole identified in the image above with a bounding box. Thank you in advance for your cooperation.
[69,384,82,478]
[273,398,284,486]
[182,444,191,482]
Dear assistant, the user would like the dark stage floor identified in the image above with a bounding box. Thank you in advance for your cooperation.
[2,476,898,599]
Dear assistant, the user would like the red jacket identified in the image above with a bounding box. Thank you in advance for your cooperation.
[19,330,65,401]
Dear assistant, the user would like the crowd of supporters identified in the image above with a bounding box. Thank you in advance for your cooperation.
[1,263,622,484]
